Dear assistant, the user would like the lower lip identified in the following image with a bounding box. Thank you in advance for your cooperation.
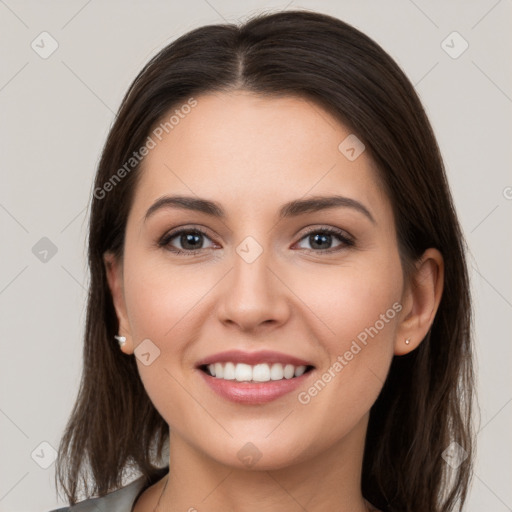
[197,368,313,404]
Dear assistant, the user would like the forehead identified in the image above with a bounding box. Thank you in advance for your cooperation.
[130,91,391,223]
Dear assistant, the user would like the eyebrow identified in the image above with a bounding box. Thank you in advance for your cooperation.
[144,194,376,224]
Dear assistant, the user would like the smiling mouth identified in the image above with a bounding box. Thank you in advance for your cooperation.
[199,362,315,382]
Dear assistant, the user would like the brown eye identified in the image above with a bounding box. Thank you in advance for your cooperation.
[295,227,354,253]
[159,228,215,255]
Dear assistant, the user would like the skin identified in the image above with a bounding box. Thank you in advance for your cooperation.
[104,90,444,512]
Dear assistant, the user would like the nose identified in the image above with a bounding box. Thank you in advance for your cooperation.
[216,240,290,334]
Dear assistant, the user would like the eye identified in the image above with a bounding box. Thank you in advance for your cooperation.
[158,225,354,256]
[158,227,216,255]
[294,227,354,253]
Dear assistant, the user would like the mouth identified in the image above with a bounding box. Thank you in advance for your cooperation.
[194,350,316,404]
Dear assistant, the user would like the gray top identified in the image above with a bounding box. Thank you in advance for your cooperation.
[47,469,168,512]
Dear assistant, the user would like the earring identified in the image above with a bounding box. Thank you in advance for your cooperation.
[115,335,126,347]
[405,338,411,345]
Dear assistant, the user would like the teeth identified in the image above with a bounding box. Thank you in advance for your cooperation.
[235,363,252,381]
[253,363,270,382]
[205,362,308,382]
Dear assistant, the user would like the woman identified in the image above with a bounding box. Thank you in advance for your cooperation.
[50,9,475,512]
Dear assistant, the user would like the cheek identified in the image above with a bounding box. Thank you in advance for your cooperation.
[121,253,208,424]
[293,254,401,406]
[123,253,207,343]
[293,253,402,345]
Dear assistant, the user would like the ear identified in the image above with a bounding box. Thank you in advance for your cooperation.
[394,248,444,355]
[103,251,134,354]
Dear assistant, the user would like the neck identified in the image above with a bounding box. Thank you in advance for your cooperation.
[156,415,371,512]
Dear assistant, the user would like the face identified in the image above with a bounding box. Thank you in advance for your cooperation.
[107,90,408,470]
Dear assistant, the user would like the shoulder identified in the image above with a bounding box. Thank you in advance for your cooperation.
[45,474,148,512]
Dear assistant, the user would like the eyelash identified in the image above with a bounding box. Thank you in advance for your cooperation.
[157,225,355,256]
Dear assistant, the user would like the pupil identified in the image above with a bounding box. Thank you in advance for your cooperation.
[182,233,201,250]
[310,233,331,250]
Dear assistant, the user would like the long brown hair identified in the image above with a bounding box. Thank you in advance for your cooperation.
[55,9,475,511]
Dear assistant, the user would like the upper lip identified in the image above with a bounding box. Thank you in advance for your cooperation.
[195,350,314,368]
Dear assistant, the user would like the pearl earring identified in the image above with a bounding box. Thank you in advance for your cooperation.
[115,335,126,347]
[405,338,410,345]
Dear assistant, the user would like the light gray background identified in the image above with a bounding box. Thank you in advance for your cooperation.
[1,1,511,511]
